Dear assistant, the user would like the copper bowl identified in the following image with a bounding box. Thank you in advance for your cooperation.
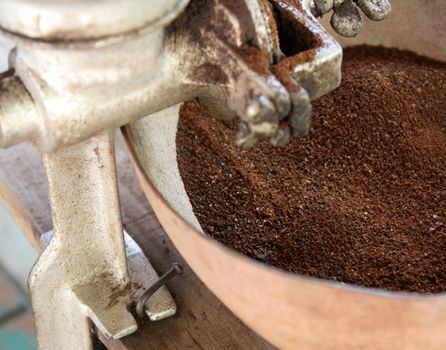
[125,1,446,348]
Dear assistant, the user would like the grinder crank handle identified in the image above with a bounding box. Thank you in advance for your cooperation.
[311,0,392,37]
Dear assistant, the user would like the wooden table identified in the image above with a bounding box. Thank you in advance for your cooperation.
[0,133,274,349]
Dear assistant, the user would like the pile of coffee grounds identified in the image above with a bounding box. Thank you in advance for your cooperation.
[176,46,446,293]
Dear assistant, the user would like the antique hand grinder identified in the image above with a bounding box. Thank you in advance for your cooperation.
[0,0,389,348]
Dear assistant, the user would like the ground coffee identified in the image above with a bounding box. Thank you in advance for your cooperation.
[176,46,446,293]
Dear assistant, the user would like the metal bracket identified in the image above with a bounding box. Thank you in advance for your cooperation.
[40,230,178,323]
[29,132,177,349]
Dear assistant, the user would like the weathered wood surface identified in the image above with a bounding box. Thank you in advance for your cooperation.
[0,133,274,350]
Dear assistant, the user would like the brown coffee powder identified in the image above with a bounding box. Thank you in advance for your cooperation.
[176,46,446,293]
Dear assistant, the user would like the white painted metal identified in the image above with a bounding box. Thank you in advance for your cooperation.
[40,230,177,322]
[0,0,190,40]
[30,132,137,349]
